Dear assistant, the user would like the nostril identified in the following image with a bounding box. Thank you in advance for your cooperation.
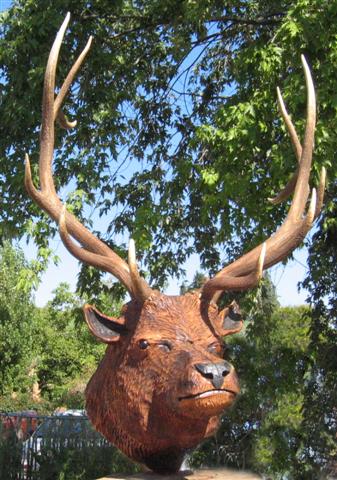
[195,363,208,376]
[222,360,232,378]
[195,363,214,379]
[195,362,232,389]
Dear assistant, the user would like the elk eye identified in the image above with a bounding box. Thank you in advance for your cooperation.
[138,339,149,350]
[158,340,172,353]
[208,343,224,356]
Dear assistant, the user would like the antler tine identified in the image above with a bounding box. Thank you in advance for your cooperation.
[287,55,316,219]
[203,243,266,300]
[128,239,153,301]
[267,56,316,209]
[58,206,131,288]
[57,110,77,130]
[25,14,153,301]
[315,167,326,219]
[277,85,302,161]
[269,57,316,206]
[54,35,93,128]
[201,56,324,303]
[39,12,70,194]
[268,86,302,205]
[269,56,316,208]
[59,209,152,299]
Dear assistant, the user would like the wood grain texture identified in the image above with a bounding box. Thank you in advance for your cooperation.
[85,293,242,474]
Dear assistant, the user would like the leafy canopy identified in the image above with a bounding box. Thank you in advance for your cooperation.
[0,0,335,293]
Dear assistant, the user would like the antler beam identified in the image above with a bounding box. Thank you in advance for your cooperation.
[202,55,325,302]
[25,13,153,302]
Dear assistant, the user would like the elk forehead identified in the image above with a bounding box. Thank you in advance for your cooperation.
[131,292,221,343]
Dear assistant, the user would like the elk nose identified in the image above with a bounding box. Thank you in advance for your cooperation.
[195,361,231,389]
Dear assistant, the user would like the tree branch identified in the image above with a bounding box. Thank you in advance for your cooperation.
[207,13,285,26]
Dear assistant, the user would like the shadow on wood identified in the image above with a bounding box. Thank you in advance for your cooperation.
[97,468,262,479]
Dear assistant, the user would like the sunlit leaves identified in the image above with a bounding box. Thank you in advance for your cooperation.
[1,0,335,292]
[190,278,313,476]
[0,242,38,398]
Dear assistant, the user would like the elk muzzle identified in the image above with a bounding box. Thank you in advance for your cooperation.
[195,360,231,389]
[178,360,239,418]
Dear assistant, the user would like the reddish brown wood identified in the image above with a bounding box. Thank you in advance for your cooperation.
[97,468,262,479]
[25,14,325,475]
[84,293,242,474]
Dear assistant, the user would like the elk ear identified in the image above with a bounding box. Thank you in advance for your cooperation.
[219,301,243,336]
[83,304,127,343]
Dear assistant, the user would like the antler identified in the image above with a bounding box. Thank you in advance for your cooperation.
[25,13,153,302]
[202,56,326,302]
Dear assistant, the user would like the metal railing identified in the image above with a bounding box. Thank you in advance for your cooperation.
[0,412,113,480]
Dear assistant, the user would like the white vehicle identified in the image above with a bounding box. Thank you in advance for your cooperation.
[21,411,107,477]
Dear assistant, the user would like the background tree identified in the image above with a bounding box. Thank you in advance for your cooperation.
[0,0,335,476]
[0,241,39,407]
[190,277,313,478]
[300,182,337,477]
[30,281,122,409]
[0,0,335,288]
[0,245,123,410]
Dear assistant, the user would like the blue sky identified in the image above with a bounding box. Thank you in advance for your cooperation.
[22,235,310,307]
[0,0,11,11]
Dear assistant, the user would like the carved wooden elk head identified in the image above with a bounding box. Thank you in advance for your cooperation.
[25,14,325,474]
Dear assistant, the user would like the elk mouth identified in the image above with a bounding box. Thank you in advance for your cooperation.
[178,388,239,418]
[178,388,237,402]
[177,388,238,417]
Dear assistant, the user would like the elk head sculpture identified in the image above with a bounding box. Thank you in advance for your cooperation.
[25,14,325,474]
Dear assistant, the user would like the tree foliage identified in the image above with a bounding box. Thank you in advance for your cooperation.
[0,241,38,399]
[34,282,119,407]
[190,278,314,478]
[0,244,119,411]
[0,0,335,288]
[300,181,337,477]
